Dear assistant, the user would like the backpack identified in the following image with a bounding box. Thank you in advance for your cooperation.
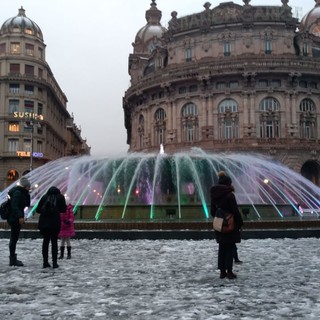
[0,196,11,220]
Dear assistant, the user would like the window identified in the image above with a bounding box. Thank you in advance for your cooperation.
[299,99,315,112]
[181,103,198,142]
[25,43,34,56]
[25,85,34,95]
[218,99,239,141]
[182,102,198,117]
[219,99,238,113]
[224,42,231,56]
[0,43,6,54]
[258,80,268,87]
[264,40,272,54]
[216,82,226,89]
[299,81,308,88]
[38,103,43,115]
[154,108,166,146]
[37,141,43,153]
[271,80,281,88]
[185,48,192,62]
[155,108,166,121]
[9,84,19,94]
[8,138,19,152]
[24,100,34,113]
[9,99,19,113]
[9,122,19,132]
[39,47,44,59]
[25,65,34,76]
[10,63,20,74]
[23,139,31,152]
[38,68,43,78]
[12,25,20,33]
[259,97,280,112]
[179,87,187,94]
[259,97,280,139]
[299,99,316,139]
[229,81,239,89]
[7,169,19,181]
[10,42,21,54]
[189,85,198,92]
[25,28,33,35]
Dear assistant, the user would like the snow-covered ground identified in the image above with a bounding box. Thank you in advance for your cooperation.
[0,238,319,320]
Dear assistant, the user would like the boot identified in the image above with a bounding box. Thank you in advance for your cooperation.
[43,261,51,268]
[9,254,24,267]
[58,247,65,259]
[67,246,71,259]
[52,262,59,269]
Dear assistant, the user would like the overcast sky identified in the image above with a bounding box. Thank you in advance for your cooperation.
[0,0,316,156]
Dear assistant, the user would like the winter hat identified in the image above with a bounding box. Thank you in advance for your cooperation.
[19,176,31,188]
[218,171,232,186]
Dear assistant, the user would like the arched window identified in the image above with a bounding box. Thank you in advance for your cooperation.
[299,99,316,139]
[300,98,315,112]
[181,103,198,142]
[138,114,144,148]
[7,169,19,182]
[259,97,280,139]
[154,108,166,145]
[218,99,239,141]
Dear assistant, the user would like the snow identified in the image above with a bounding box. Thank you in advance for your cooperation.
[0,238,319,319]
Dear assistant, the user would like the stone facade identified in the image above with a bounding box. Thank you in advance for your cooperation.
[0,8,90,190]
[123,0,320,185]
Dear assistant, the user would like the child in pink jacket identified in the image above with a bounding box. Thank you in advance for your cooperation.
[58,204,75,259]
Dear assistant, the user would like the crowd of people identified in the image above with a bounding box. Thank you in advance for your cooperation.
[6,172,244,278]
[7,177,75,268]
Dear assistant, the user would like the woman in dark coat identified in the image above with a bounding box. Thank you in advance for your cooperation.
[211,171,243,279]
[36,186,66,268]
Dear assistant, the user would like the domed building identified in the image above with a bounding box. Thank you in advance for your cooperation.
[0,7,90,190]
[123,0,320,185]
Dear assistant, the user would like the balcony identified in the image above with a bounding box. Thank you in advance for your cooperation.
[125,55,320,98]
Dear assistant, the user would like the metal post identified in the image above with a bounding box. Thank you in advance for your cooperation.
[30,121,34,171]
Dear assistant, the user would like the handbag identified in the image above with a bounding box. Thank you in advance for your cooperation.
[213,208,235,233]
[213,216,224,232]
[223,213,234,233]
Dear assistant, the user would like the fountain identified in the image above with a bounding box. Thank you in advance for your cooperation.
[1,148,320,222]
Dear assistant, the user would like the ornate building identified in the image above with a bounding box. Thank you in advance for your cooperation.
[0,8,90,190]
[123,0,320,185]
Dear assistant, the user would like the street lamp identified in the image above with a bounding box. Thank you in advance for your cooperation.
[25,120,41,172]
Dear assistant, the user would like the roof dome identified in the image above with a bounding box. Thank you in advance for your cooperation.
[1,7,43,41]
[134,1,167,53]
[300,0,320,32]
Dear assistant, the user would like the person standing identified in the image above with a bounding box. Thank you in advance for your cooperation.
[7,176,31,266]
[211,171,243,279]
[36,186,66,268]
[58,203,75,259]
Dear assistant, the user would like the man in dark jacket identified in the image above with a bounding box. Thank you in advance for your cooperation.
[211,171,243,279]
[36,186,66,268]
[8,176,31,266]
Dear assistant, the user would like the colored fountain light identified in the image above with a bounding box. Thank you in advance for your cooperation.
[1,148,320,221]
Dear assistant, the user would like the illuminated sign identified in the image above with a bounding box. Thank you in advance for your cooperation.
[16,151,43,158]
[13,112,44,121]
